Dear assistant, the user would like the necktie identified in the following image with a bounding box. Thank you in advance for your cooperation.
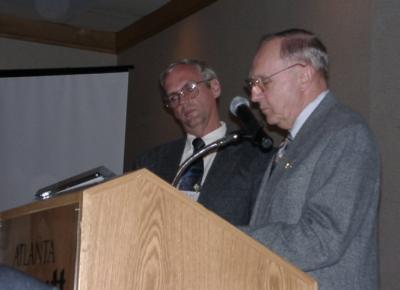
[178,138,206,192]
[270,133,292,174]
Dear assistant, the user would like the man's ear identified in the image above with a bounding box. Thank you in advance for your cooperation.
[298,64,315,91]
[301,65,314,82]
[209,79,222,98]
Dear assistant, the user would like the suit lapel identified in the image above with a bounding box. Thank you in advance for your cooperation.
[198,140,236,203]
[162,139,186,183]
[250,93,338,225]
[250,160,274,224]
[198,128,240,204]
[281,93,337,165]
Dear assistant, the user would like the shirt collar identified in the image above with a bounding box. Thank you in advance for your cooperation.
[186,121,227,147]
[290,90,329,139]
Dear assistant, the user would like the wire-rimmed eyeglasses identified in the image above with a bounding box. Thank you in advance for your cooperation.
[245,63,305,93]
[164,79,212,108]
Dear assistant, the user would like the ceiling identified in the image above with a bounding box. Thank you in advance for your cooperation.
[0,0,217,54]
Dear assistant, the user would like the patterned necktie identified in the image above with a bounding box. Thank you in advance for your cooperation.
[270,133,292,174]
[178,138,206,192]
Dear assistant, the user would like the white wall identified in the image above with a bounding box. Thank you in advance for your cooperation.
[369,1,400,289]
[0,37,116,69]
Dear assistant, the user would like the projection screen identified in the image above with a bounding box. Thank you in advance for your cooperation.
[0,66,132,211]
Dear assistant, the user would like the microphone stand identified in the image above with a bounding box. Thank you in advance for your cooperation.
[172,132,242,187]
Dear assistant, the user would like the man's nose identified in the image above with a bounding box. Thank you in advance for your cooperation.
[178,94,191,106]
[250,86,263,102]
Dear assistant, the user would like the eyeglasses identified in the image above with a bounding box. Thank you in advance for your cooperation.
[164,79,212,108]
[245,63,305,93]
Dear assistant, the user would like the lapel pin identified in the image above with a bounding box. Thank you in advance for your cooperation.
[284,161,293,169]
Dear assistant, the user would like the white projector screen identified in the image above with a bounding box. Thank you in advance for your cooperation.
[0,66,132,211]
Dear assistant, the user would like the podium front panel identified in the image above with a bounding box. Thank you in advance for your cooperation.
[0,202,79,290]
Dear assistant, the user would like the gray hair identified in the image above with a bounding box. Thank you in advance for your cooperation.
[259,29,329,81]
[159,59,218,92]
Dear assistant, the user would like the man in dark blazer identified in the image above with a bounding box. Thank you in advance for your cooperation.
[242,29,380,290]
[133,59,274,226]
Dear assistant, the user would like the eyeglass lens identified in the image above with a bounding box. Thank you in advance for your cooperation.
[166,79,212,108]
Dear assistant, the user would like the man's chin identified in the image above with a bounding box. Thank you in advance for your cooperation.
[183,119,203,132]
[184,113,201,124]
[185,122,201,130]
[183,109,198,120]
[266,117,277,126]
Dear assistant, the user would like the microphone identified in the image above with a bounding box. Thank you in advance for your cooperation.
[230,96,273,150]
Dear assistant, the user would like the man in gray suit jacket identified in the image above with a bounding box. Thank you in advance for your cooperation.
[242,29,380,290]
[134,59,274,226]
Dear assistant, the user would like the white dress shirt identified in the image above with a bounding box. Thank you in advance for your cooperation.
[290,90,328,138]
[179,122,227,200]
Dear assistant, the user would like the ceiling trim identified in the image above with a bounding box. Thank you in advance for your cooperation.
[0,0,217,54]
[115,0,217,53]
[0,14,116,53]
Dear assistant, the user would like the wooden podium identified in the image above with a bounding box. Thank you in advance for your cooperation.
[0,169,317,290]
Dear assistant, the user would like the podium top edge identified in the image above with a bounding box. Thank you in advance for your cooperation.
[0,169,150,221]
[0,191,81,221]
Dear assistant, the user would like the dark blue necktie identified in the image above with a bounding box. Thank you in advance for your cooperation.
[178,138,205,192]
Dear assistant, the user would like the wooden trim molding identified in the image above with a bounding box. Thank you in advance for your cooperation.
[0,0,217,54]
[0,14,116,53]
[115,0,217,53]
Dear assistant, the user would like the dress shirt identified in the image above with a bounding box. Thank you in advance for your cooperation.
[180,121,227,185]
[179,122,226,201]
[290,90,328,138]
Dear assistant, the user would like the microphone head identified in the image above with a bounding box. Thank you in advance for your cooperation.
[229,96,250,117]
